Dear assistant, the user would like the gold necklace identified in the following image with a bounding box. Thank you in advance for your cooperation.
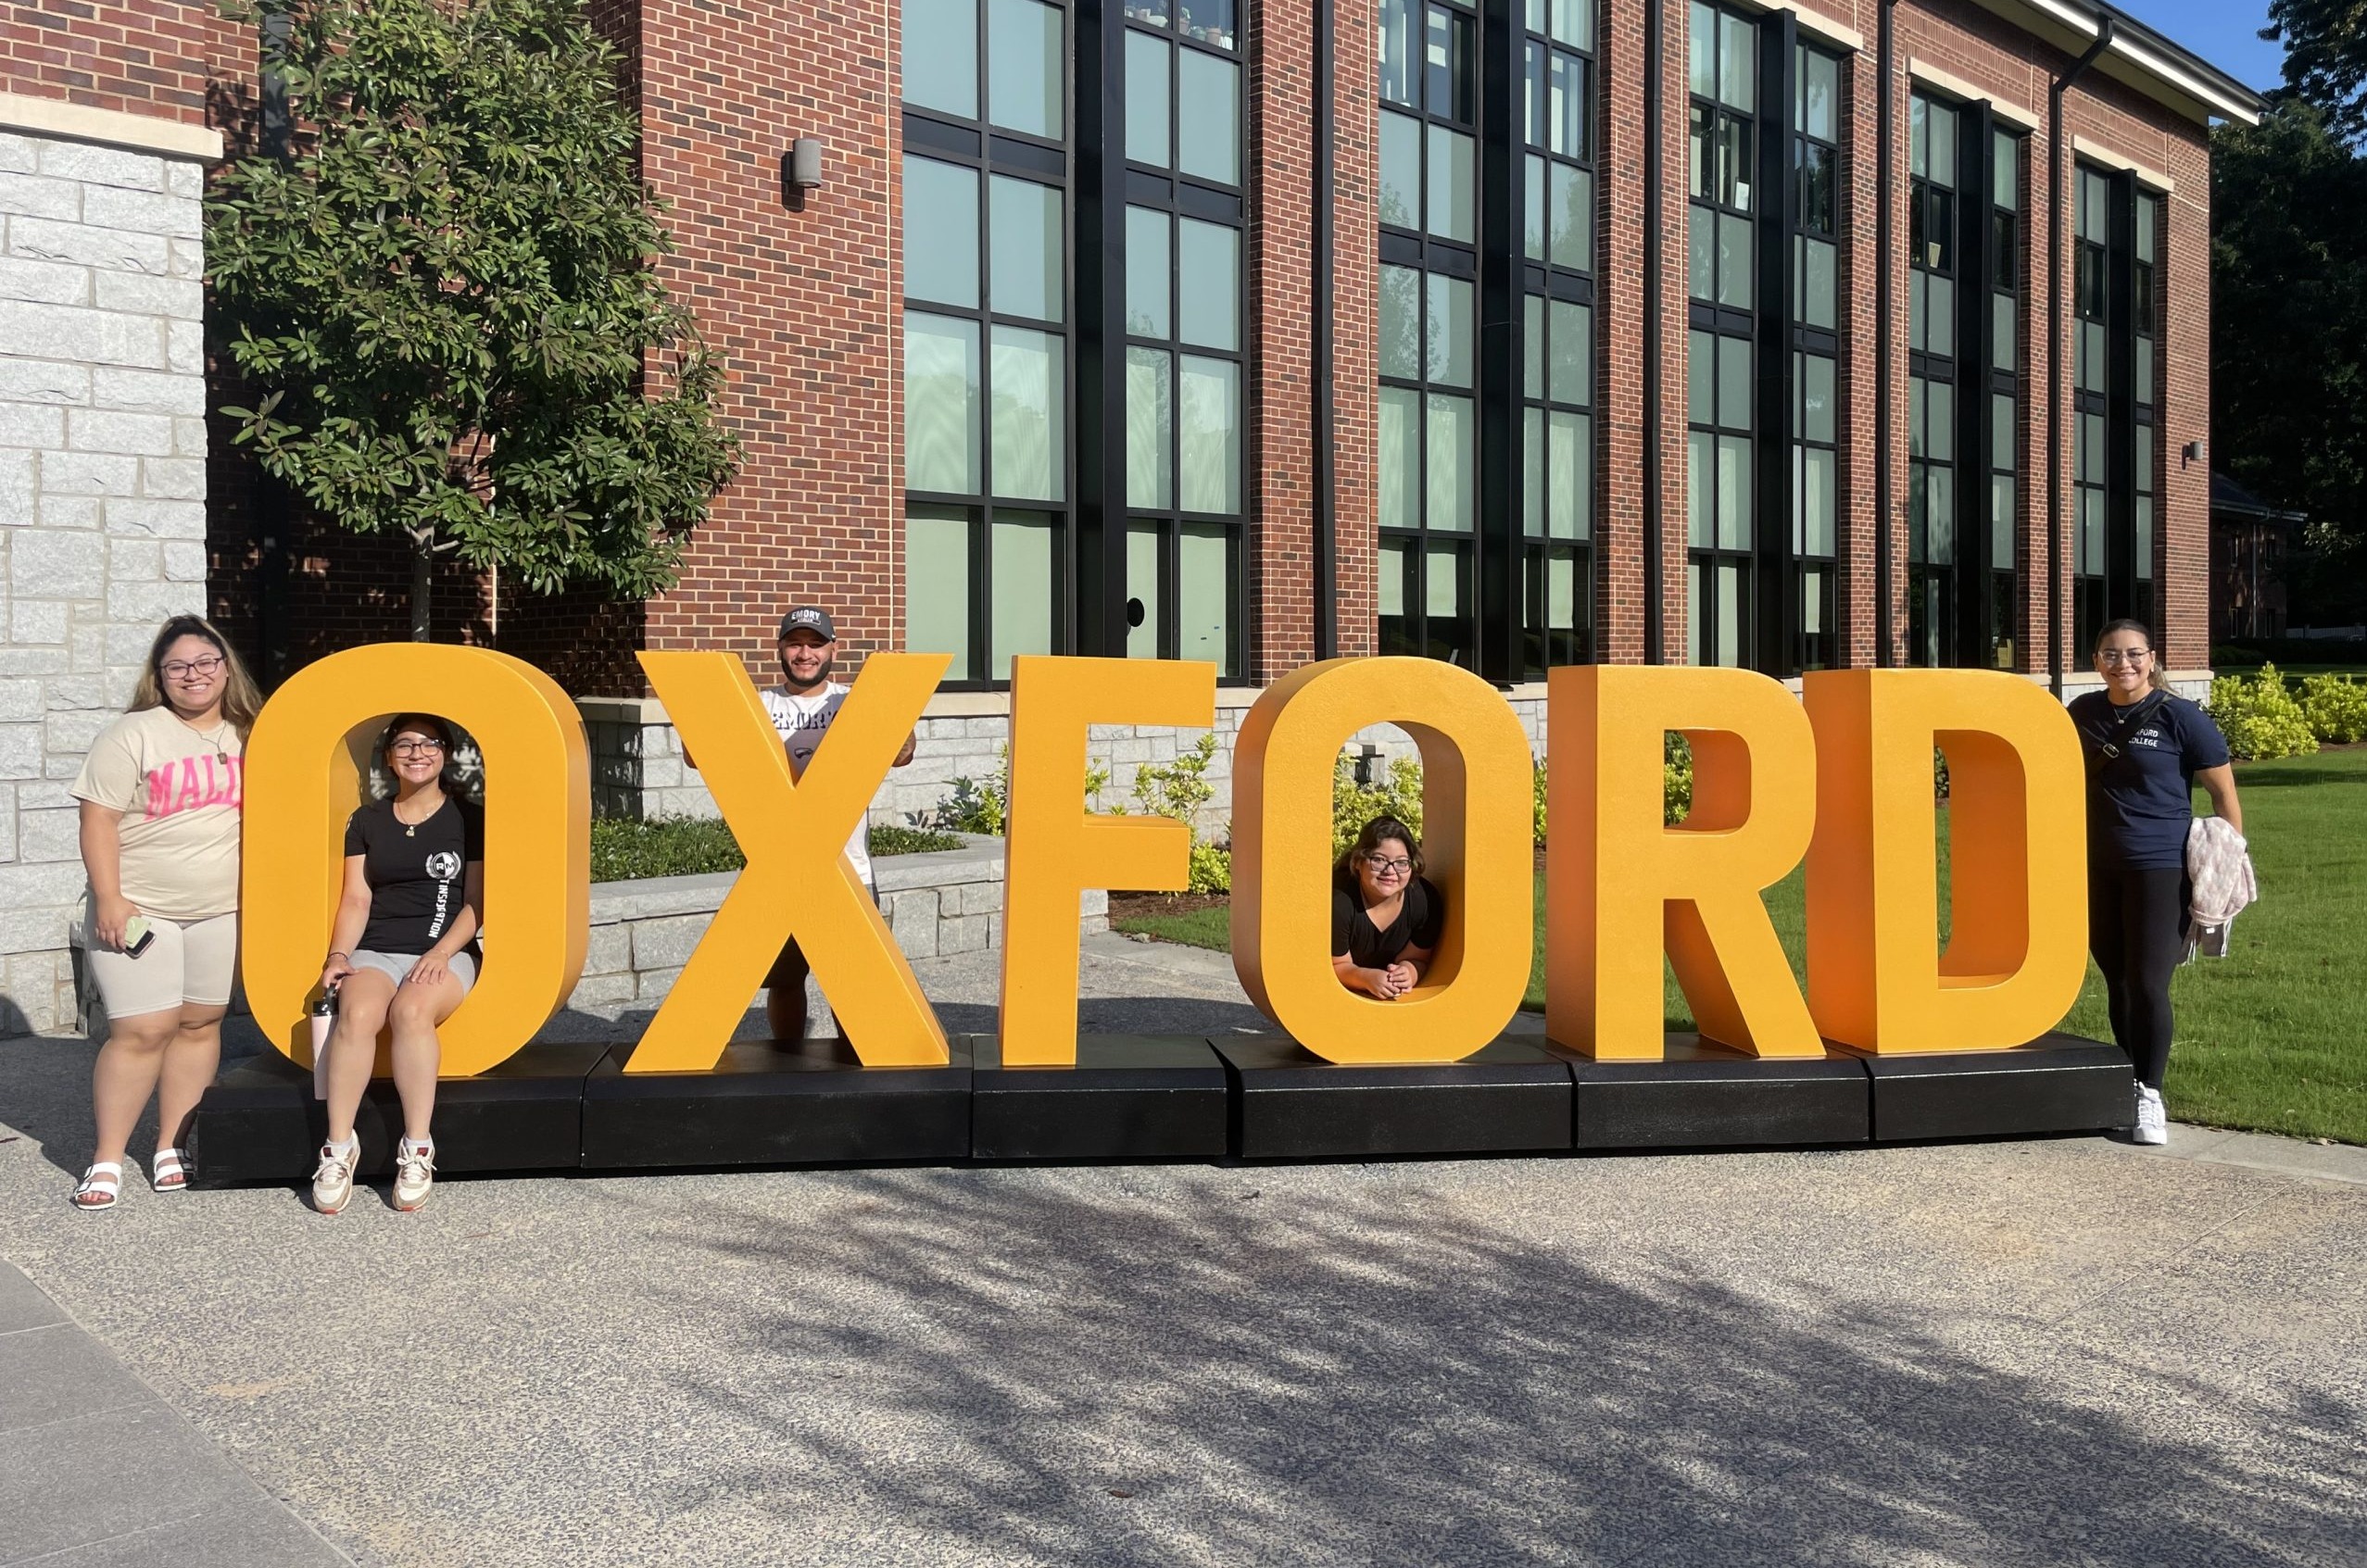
[394,792,440,838]
[177,713,233,763]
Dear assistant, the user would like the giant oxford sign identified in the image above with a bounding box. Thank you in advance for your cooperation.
[191,646,2131,1179]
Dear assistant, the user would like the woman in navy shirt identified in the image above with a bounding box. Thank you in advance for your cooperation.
[2071,621,2244,1146]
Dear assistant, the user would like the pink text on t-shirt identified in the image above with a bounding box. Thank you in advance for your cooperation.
[145,755,244,821]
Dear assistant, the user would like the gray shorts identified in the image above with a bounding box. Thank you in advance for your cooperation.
[82,909,239,1020]
[349,949,477,994]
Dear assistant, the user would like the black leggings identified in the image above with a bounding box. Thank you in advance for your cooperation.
[2087,866,2188,1089]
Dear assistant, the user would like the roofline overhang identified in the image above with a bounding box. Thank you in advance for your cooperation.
[1973,0,2266,126]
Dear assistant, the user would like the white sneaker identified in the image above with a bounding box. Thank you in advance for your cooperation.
[312,1137,359,1214]
[2134,1085,2169,1146]
[393,1141,435,1212]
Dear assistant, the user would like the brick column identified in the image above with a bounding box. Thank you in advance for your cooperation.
[633,0,900,681]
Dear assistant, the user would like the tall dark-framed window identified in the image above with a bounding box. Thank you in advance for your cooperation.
[1788,41,1840,672]
[1120,0,1247,676]
[1518,0,1596,674]
[900,0,1074,685]
[2071,163,2111,653]
[1685,0,1757,668]
[1984,126,2023,669]
[1906,92,1959,668]
[2133,186,2159,631]
[1378,0,1479,663]
[1905,89,2023,671]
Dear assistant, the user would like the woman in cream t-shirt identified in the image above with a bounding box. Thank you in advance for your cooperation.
[67,616,261,1209]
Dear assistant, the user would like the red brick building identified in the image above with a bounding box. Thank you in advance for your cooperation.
[31,0,2263,702]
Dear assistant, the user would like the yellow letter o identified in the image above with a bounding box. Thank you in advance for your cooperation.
[1229,657,1533,1064]
[241,644,591,1077]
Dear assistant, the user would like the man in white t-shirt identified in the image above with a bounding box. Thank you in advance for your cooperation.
[756,605,917,1043]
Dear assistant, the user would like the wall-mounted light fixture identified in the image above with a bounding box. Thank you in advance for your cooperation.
[786,137,825,192]
[2182,438,2206,469]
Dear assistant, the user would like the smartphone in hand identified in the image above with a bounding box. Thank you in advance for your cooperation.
[122,915,155,958]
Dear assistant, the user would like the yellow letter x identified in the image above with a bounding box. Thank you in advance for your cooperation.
[622,651,952,1071]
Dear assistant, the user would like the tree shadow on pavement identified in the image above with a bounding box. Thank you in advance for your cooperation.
[652,1172,2366,1567]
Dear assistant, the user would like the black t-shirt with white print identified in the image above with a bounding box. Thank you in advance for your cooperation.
[345,797,485,958]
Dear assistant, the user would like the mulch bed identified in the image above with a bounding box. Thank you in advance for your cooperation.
[1107,890,1230,921]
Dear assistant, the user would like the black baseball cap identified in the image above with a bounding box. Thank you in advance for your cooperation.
[777,606,836,642]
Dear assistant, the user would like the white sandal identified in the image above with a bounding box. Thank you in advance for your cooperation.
[73,1161,123,1210]
[150,1147,190,1192]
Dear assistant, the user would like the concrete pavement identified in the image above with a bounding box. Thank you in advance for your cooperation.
[0,1258,349,1565]
[0,933,2360,1567]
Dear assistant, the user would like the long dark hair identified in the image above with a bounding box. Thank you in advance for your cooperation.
[127,615,263,735]
[1334,815,1423,885]
[2093,618,2172,693]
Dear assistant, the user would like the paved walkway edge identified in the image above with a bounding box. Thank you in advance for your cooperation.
[0,1257,353,1568]
[2136,1123,2367,1186]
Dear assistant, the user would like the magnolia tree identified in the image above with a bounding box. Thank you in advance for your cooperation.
[208,0,737,638]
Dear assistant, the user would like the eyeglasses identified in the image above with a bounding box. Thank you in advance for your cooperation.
[389,737,447,757]
[2096,649,2152,666]
[159,655,225,681]
[1364,855,1413,875]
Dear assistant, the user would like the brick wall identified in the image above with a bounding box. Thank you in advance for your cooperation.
[627,0,900,680]
[182,0,2224,696]
[0,0,241,127]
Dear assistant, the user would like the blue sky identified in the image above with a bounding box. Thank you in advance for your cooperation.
[2114,1,2284,92]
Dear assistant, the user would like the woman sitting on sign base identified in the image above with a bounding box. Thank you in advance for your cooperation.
[1331,815,1446,1001]
[311,714,485,1214]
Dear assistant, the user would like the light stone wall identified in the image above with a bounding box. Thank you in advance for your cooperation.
[1,127,209,1036]
[579,671,2217,839]
[581,692,1554,836]
[566,839,1105,1019]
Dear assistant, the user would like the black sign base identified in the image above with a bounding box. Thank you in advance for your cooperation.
[187,1041,605,1183]
[1552,1034,1871,1149]
[1215,1035,1575,1160]
[579,1037,974,1168]
[185,1029,2137,1181]
[1858,1034,2135,1141]
[968,1035,1230,1160]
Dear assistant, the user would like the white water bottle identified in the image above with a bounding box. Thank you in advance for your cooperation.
[309,989,337,1100]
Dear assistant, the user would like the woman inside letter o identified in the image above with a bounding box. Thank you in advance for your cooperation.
[312,714,484,1213]
[1331,815,1445,1001]
[2073,620,2243,1147]
[69,616,260,1208]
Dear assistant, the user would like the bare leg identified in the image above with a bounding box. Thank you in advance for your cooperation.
[89,1010,179,1168]
[386,972,466,1142]
[154,1001,226,1152]
[323,971,396,1146]
[765,981,809,1044]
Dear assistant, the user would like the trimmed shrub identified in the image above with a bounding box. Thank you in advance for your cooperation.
[590,816,743,881]
[1664,733,1694,825]
[2208,663,2319,760]
[939,746,1123,834]
[868,824,967,857]
[2299,672,2367,744]
[589,818,972,882]
[1333,754,1426,858]
[1127,734,1231,893]
[939,746,1011,835]
[1132,734,1219,824]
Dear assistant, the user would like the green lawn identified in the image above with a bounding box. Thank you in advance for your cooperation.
[1113,749,2367,1143]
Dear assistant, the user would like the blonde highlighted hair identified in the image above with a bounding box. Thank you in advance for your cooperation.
[127,616,265,736]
